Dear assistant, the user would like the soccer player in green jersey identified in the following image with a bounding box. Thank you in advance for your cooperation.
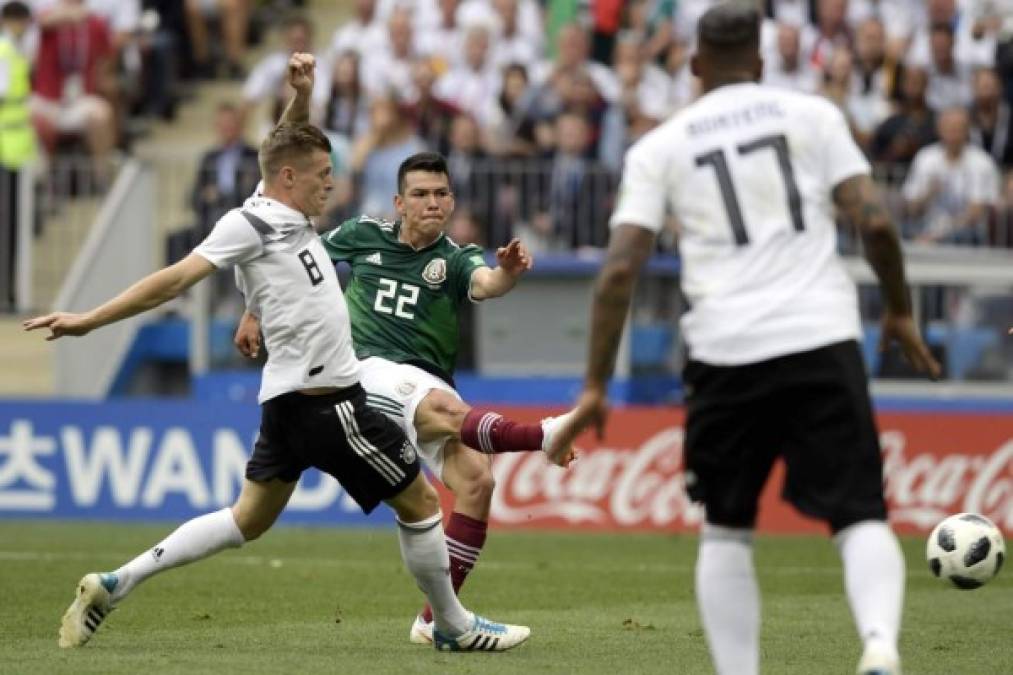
[236,62,576,645]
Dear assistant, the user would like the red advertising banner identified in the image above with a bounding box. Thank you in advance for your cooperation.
[438,407,1013,535]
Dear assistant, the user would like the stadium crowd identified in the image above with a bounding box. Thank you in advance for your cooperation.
[3,0,1013,270]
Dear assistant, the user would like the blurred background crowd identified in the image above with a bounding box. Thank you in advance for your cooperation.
[3,0,1013,313]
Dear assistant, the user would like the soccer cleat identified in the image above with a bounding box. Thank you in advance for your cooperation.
[541,411,578,467]
[432,614,530,652]
[409,614,434,644]
[856,642,901,675]
[58,573,117,648]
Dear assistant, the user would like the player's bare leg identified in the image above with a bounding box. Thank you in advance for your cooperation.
[58,479,295,647]
[386,472,529,651]
[416,389,577,465]
[412,441,495,643]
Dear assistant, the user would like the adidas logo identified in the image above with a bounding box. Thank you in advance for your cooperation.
[365,252,382,265]
[152,546,164,561]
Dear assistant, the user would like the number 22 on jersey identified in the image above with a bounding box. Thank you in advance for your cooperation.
[374,278,420,320]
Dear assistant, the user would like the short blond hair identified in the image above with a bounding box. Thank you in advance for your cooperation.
[258,123,331,181]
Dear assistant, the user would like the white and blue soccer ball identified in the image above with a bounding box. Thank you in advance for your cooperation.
[926,513,1006,590]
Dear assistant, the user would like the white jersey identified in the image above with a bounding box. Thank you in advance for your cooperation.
[194,196,360,403]
[611,82,870,366]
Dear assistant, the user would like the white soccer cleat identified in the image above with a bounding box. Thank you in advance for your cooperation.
[432,614,530,652]
[409,614,434,644]
[856,642,901,675]
[58,573,117,648]
[540,410,578,467]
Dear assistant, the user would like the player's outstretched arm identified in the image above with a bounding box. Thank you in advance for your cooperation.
[23,253,216,340]
[278,52,315,126]
[833,174,941,379]
[544,224,656,463]
[470,239,533,300]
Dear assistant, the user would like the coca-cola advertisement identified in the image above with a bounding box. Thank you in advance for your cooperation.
[439,407,1013,535]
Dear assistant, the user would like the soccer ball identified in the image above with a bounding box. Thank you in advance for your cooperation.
[926,513,1005,589]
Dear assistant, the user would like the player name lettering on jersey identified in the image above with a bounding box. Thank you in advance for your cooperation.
[686,100,785,137]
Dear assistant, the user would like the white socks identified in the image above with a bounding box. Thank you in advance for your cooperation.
[696,524,760,675]
[396,512,471,636]
[834,520,904,658]
[110,507,245,604]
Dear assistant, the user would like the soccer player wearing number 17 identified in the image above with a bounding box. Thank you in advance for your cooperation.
[547,5,942,675]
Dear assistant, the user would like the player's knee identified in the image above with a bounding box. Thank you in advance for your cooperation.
[418,390,469,437]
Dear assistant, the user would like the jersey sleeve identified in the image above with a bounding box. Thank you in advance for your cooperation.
[608,133,667,233]
[448,244,488,304]
[818,101,872,188]
[319,217,361,262]
[193,212,263,269]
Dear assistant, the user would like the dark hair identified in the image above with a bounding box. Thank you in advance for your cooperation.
[259,123,331,179]
[1,1,31,20]
[397,152,450,194]
[697,3,760,53]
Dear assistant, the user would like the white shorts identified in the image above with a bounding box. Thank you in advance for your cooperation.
[358,356,461,479]
[30,95,109,133]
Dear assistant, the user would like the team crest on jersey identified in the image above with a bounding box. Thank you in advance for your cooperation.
[397,381,416,396]
[422,258,447,286]
[400,441,417,464]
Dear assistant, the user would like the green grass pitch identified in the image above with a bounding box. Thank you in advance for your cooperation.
[0,521,1010,674]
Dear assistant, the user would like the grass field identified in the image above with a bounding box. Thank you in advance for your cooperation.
[1,521,1010,674]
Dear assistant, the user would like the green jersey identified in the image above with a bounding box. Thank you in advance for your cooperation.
[320,215,488,380]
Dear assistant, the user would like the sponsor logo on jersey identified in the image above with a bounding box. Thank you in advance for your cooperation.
[422,258,447,285]
[365,252,383,265]
[400,441,417,465]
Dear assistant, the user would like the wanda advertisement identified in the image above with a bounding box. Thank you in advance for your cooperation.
[457,407,1013,536]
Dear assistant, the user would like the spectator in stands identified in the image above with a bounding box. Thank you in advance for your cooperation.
[433,22,500,127]
[624,0,674,65]
[447,206,484,246]
[417,0,464,72]
[924,23,974,110]
[0,0,35,311]
[190,102,259,232]
[329,0,384,59]
[908,0,997,71]
[349,94,426,219]
[763,21,821,93]
[969,67,1013,168]
[361,6,419,102]
[534,22,619,107]
[445,113,493,226]
[599,35,669,172]
[903,107,1001,245]
[531,111,613,250]
[808,0,853,69]
[30,0,117,180]
[661,36,695,113]
[871,66,937,165]
[183,0,248,79]
[486,62,538,157]
[820,46,857,118]
[404,56,459,156]
[853,17,895,102]
[488,0,539,70]
[241,14,313,137]
[136,0,183,120]
[312,50,369,140]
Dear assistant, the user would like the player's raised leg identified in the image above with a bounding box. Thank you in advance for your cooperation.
[412,440,494,643]
[385,472,530,652]
[58,478,295,647]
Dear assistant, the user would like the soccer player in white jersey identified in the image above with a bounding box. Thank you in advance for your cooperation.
[24,54,529,654]
[547,5,941,675]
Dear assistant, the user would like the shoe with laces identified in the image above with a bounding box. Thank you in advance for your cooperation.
[409,614,433,644]
[432,614,530,652]
[58,573,118,648]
